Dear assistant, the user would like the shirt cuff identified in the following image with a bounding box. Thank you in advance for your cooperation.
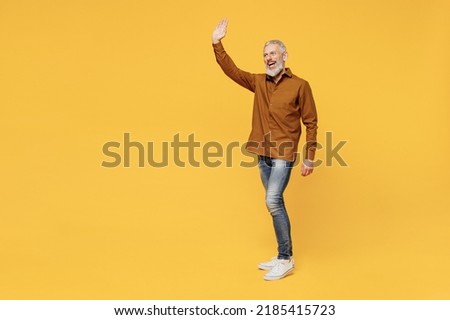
[303,159,314,168]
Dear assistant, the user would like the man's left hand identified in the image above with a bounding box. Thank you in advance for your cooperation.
[301,161,314,176]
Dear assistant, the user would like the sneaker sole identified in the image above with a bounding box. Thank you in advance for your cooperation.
[263,267,294,281]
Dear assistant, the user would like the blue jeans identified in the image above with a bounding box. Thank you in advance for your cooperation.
[258,155,294,260]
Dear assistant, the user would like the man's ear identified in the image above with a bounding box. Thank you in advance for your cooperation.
[283,51,288,61]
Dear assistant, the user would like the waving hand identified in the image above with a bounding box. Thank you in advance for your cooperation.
[212,18,228,44]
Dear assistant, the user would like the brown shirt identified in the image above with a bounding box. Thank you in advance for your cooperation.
[213,41,318,162]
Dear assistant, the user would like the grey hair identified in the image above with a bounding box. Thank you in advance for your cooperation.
[263,40,287,54]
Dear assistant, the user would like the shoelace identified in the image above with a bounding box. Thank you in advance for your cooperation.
[269,260,289,274]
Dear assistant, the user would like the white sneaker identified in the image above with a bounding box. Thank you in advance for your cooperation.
[258,257,279,270]
[263,258,294,281]
[258,256,294,271]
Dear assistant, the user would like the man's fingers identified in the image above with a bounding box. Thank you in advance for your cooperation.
[212,19,228,43]
[215,19,227,34]
[300,164,313,176]
[219,18,228,30]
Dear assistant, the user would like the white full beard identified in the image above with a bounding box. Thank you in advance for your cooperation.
[266,61,284,77]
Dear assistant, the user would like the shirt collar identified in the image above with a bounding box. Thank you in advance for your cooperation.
[266,67,293,81]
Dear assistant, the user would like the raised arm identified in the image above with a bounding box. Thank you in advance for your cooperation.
[211,19,255,92]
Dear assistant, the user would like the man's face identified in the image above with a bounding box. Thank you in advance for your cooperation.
[264,44,286,77]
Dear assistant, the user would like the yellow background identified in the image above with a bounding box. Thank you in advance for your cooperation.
[1,0,449,299]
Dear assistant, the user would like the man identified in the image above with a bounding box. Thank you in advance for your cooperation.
[212,19,318,281]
